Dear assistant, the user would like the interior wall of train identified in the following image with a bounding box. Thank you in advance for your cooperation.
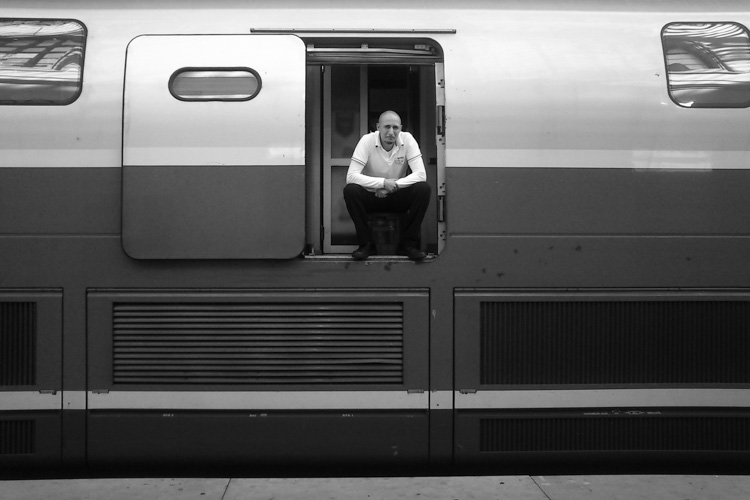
[2,1,750,477]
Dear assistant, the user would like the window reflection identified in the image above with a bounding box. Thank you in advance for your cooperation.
[663,22,750,108]
[0,19,85,105]
[330,66,361,246]
[330,66,360,158]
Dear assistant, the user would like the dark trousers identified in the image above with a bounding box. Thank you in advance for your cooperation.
[343,182,431,248]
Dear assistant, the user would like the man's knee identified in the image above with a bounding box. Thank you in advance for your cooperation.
[344,183,365,201]
[411,181,431,200]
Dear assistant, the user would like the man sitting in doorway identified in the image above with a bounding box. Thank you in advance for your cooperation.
[343,110,431,261]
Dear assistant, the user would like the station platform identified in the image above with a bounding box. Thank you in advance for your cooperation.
[2,475,749,500]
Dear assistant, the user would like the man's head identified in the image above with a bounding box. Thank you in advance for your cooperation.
[376,111,402,150]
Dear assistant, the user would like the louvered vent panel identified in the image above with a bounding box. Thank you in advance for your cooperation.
[113,303,404,385]
[480,416,750,452]
[0,302,36,386]
[0,420,35,455]
[480,301,750,385]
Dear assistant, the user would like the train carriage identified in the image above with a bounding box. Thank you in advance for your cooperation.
[2,0,750,475]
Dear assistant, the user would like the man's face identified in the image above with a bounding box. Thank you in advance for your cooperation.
[377,115,401,149]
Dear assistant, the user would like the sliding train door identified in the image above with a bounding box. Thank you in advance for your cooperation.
[122,35,306,259]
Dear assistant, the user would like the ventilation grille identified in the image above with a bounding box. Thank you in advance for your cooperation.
[113,303,404,385]
[0,420,35,455]
[480,415,750,452]
[0,302,36,386]
[480,301,750,385]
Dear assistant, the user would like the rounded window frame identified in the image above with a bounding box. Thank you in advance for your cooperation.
[168,66,262,102]
[0,18,87,106]
[661,21,750,109]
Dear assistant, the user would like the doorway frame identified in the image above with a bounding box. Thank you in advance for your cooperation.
[301,37,446,256]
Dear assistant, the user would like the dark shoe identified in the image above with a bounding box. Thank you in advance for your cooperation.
[406,246,426,261]
[352,243,375,261]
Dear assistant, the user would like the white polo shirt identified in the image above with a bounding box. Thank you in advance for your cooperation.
[346,131,426,192]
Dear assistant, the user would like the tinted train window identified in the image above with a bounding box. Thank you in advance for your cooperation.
[662,22,750,108]
[0,19,86,105]
[169,68,262,101]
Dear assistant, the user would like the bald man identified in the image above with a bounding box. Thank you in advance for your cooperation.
[344,111,431,261]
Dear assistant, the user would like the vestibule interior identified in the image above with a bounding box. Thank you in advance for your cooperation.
[304,39,444,256]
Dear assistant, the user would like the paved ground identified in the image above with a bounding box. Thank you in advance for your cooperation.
[2,475,750,500]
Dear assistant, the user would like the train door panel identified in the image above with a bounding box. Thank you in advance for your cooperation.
[122,35,306,259]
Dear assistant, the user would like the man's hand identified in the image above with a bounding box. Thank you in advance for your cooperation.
[375,189,389,198]
[383,179,399,193]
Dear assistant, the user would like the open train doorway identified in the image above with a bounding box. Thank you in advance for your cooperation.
[304,39,445,256]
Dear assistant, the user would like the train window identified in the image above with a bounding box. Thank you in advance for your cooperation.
[0,19,85,105]
[662,22,750,108]
[169,68,261,101]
